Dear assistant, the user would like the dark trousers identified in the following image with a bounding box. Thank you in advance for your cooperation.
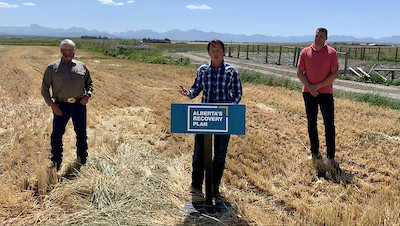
[303,92,336,159]
[50,101,88,164]
[191,134,230,193]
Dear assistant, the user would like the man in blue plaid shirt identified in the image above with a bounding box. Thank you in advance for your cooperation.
[179,39,242,200]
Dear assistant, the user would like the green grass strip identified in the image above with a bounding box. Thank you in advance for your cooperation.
[240,69,400,110]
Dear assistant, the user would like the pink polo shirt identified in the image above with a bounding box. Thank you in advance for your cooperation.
[298,44,339,93]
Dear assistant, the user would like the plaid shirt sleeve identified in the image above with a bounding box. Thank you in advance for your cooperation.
[228,65,242,104]
[188,64,207,99]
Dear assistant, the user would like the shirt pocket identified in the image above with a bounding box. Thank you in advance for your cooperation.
[72,67,86,85]
[53,71,65,84]
[69,67,85,87]
[73,68,86,76]
[201,73,210,92]
[224,74,233,88]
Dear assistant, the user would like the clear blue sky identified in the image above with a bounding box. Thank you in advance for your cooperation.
[1,0,399,38]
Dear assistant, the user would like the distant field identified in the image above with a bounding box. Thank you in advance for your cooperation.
[0,45,399,225]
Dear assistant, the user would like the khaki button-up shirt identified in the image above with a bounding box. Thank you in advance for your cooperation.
[41,58,93,105]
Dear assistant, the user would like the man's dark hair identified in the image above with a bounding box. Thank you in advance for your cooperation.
[316,27,328,37]
[207,39,225,53]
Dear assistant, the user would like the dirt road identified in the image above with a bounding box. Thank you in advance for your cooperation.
[171,52,400,101]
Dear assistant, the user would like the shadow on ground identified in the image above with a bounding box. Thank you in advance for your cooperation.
[314,158,354,185]
[182,195,250,225]
[61,161,84,180]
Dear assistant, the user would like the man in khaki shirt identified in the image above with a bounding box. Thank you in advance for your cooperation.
[41,39,93,171]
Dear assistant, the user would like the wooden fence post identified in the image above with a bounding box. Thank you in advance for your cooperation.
[378,47,381,61]
[265,45,269,63]
[237,45,240,58]
[257,45,260,54]
[354,48,357,60]
[348,47,351,59]
[296,47,300,66]
[292,47,297,67]
[228,46,232,57]
[277,45,282,65]
[344,52,349,76]
[361,47,365,60]
[246,45,249,60]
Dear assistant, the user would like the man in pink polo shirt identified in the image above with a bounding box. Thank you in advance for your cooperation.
[297,27,341,173]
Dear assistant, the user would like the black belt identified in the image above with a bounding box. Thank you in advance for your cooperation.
[54,97,82,103]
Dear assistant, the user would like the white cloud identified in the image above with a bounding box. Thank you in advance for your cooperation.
[127,0,134,3]
[23,2,35,6]
[0,2,19,8]
[186,4,212,10]
[98,0,124,6]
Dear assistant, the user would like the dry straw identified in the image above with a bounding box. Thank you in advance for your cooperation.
[0,45,399,225]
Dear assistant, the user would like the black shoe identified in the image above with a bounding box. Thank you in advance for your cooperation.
[188,186,204,202]
[188,186,202,195]
[77,156,86,165]
[213,189,220,200]
[311,152,322,164]
[52,161,61,171]
[328,158,342,174]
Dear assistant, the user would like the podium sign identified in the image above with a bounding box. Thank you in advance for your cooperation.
[171,103,245,213]
[171,103,245,135]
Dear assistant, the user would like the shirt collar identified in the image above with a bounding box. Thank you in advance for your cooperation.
[311,43,327,51]
[60,58,76,65]
[208,60,226,69]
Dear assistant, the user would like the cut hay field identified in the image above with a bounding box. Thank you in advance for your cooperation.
[0,45,399,225]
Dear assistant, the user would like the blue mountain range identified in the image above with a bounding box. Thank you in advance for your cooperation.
[1,24,399,44]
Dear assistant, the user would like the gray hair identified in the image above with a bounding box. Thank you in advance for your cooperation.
[60,39,76,49]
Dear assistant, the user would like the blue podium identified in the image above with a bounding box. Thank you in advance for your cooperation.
[171,103,245,214]
[171,103,245,135]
